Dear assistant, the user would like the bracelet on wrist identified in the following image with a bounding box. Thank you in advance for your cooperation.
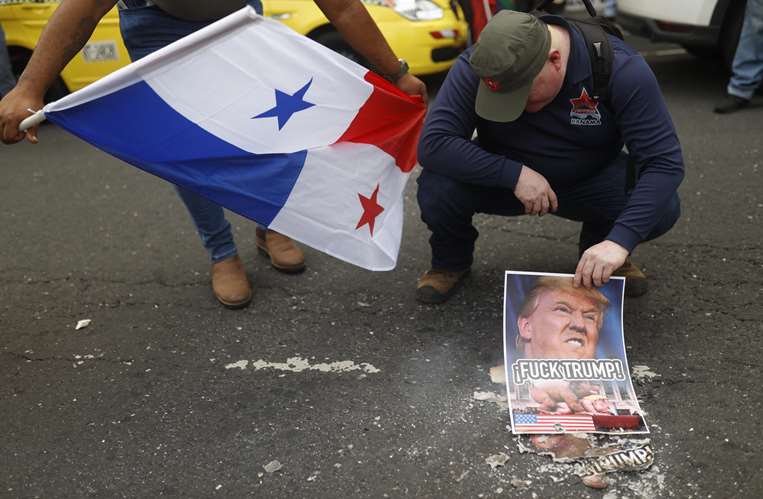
[383,58,409,83]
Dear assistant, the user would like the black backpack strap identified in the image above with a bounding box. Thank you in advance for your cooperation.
[567,18,620,102]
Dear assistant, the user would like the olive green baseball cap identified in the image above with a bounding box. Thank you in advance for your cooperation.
[469,11,551,122]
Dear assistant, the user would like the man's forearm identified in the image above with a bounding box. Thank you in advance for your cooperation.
[606,160,684,252]
[419,129,523,189]
[17,0,117,95]
[314,0,401,77]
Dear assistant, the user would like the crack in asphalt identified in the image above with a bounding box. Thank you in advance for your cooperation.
[77,300,218,310]
[0,275,206,288]
[4,351,134,365]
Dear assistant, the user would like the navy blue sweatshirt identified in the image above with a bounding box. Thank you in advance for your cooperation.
[417,16,684,252]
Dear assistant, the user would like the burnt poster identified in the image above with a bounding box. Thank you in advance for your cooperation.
[503,271,648,434]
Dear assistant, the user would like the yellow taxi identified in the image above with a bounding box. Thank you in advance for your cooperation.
[0,0,467,98]
[268,0,468,75]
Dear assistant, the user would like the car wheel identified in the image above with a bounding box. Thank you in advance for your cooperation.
[43,78,69,102]
[313,31,369,69]
[10,47,69,102]
[720,0,746,71]
[683,44,719,60]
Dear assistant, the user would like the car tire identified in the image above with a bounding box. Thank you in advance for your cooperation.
[313,31,369,69]
[719,0,746,71]
[683,44,719,60]
[44,77,69,102]
[10,48,69,102]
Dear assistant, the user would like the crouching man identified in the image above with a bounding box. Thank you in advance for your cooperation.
[415,11,683,303]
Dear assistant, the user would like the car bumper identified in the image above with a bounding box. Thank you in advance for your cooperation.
[617,12,720,48]
[376,17,468,76]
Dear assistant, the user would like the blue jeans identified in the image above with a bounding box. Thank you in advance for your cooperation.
[602,0,617,18]
[0,25,16,96]
[416,153,681,271]
[119,3,262,263]
[728,0,763,100]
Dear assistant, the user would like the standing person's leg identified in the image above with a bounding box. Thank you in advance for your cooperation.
[118,6,251,307]
[247,0,305,274]
[0,25,16,97]
[554,153,681,296]
[715,0,763,113]
[602,0,617,20]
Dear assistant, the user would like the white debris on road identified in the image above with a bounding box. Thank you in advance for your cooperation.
[225,356,380,374]
[473,391,508,410]
[485,453,510,469]
[510,478,531,489]
[473,391,504,401]
[489,364,506,384]
[632,365,660,382]
[75,319,91,330]
[263,460,283,473]
[224,360,249,370]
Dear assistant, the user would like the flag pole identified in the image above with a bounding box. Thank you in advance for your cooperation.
[19,110,46,131]
[482,0,492,21]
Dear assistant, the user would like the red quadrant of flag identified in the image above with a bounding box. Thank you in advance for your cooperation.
[336,72,426,173]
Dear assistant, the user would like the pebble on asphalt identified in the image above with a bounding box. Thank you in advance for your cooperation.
[263,460,283,473]
[582,474,609,489]
[75,319,91,330]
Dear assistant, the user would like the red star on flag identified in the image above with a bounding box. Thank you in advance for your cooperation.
[569,87,599,114]
[356,184,384,236]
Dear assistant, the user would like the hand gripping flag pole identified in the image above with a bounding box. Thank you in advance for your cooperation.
[19,109,46,131]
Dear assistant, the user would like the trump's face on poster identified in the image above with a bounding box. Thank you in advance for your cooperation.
[517,285,605,360]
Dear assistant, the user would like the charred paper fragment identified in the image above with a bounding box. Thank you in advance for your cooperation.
[485,453,509,469]
[518,434,654,490]
[573,443,654,477]
[527,434,592,460]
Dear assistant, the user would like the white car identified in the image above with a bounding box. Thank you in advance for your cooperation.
[616,0,746,67]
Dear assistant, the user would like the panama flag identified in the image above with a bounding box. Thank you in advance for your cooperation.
[38,7,425,270]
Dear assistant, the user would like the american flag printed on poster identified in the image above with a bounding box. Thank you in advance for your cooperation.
[512,413,596,433]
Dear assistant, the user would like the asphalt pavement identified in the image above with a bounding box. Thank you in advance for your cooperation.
[1,38,762,498]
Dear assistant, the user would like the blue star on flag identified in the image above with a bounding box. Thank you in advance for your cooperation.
[253,78,315,130]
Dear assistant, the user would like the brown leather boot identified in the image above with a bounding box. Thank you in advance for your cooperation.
[255,228,306,273]
[416,269,470,304]
[613,258,648,298]
[211,255,252,309]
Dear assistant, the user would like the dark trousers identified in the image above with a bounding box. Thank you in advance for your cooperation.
[416,153,681,271]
